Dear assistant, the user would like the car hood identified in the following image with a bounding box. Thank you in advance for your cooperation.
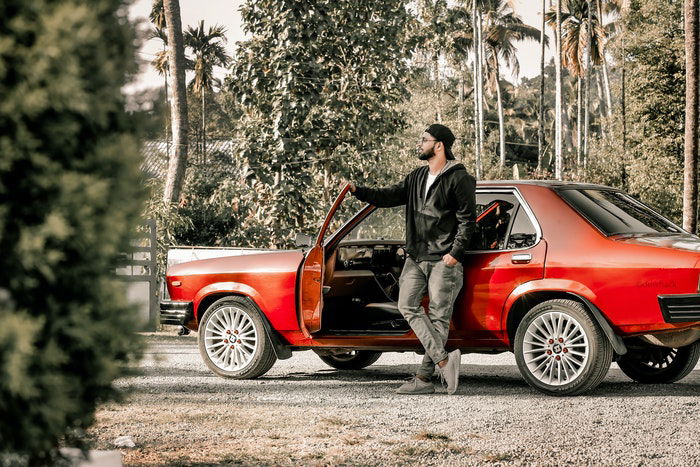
[167,249,305,276]
[611,233,700,252]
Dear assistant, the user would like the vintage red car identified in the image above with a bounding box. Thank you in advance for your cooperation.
[161,181,700,395]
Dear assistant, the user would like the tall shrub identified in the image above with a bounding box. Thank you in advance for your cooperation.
[0,0,144,463]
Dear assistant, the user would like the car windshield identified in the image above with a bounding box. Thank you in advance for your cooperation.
[343,205,405,241]
[556,188,685,235]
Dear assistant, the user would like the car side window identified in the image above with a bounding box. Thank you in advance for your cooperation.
[469,193,518,251]
[506,205,538,249]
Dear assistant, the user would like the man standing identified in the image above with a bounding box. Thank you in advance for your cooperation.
[349,124,476,395]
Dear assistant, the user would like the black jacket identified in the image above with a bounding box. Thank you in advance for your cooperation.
[353,161,477,263]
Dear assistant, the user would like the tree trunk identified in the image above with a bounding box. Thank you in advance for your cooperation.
[555,0,563,180]
[621,47,627,190]
[434,52,442,123]
[458,63,465,160]
[596,68,606,123]
[472,56,482,178]
[495,58,506,167]
[596,0,613,116]
[163,44,170,156]
[583,0,592,167]
[477,10,485,165]
[202,87,206,162]
[472,2,483,179]
[683,0,699,233]
[577,77,582,166]
[538,0,547,171]
[162,0,189,203]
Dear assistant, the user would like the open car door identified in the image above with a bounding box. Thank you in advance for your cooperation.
[298,184,352,336]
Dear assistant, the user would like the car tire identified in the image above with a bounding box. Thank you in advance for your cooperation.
[198,296,277,379]
[617,341,700,384]
[316,350,382,370]
[514,299,613,396]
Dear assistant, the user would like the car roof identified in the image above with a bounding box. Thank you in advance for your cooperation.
[476,180,620,191]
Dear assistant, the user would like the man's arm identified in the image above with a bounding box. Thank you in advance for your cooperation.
[351,178,408,208]
[447,173,477,262]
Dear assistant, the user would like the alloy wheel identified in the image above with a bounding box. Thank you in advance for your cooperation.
[203,305,258,371]
[522,311,590,386]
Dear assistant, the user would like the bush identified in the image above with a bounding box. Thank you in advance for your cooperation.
[0,0,144,463]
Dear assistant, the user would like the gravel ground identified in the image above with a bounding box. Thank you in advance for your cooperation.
[88,332,700,466]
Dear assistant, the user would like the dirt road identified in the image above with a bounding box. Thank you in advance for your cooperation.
[88,333,700,466]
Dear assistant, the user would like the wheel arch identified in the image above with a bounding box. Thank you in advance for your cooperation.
[505,290,627,356]
[197,291,292,360]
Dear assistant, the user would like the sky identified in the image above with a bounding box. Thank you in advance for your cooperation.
[126,0,554,94]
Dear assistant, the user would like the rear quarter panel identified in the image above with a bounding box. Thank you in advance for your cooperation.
[527,186,699,334]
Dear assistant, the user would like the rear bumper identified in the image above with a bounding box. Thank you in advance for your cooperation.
[658,294,700,323]
[160,300,194,325]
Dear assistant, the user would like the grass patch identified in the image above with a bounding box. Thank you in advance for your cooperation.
[414,431,450,442]
[484,452,516,462]
[320,416,345,426]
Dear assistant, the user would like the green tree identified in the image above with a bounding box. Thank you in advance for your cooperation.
[0,0,144,463]
[227,0,415,246]
[184,21,231,160]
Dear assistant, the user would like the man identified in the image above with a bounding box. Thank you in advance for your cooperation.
[348,124,476,395]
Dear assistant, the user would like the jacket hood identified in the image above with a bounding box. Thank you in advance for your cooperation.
[424,160,465,178]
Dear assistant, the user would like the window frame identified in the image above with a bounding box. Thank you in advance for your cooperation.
[469,188,542,254]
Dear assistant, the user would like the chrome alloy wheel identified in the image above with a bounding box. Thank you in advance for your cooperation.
[203,305,258,371]
[522,311,590,386]
[637,347,678,369]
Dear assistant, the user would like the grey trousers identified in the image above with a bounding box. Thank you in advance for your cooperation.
[397,257,464,379]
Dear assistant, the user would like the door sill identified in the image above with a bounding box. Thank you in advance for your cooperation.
[321,329,410,336]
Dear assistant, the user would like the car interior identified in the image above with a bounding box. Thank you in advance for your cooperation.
[318,197,522,335]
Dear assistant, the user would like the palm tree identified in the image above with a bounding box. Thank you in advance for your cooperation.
[184,21,230,161]
[481,0,543,167]
[554,0,563,180]
[150,0,166,30]
[162,0,189,204]
[546,0,605,167]
[683,0,699,233]
[446,4,474,159]
[472,0,484,178]
[538,0,550,171]
[149,27,170,152]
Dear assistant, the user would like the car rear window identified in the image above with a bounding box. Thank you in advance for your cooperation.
[556,188,684,235]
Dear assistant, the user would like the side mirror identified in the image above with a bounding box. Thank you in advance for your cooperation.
[294,233,314,248]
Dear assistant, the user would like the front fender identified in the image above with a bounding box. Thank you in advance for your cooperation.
[193,279,301,333]
[194,282,266,320]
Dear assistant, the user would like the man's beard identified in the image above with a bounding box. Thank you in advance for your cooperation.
[418,146,435,161]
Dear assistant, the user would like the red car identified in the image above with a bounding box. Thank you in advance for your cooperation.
[161,181,700,395]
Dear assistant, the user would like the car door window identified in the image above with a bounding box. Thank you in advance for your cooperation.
[505,205,538,249]
[470,193,518,250]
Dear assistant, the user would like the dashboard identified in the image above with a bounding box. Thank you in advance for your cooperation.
[335,239,406,272]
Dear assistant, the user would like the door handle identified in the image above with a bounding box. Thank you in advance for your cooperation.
[511,253,532,264]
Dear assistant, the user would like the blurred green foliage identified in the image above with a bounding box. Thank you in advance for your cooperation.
[0,0,144,463]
